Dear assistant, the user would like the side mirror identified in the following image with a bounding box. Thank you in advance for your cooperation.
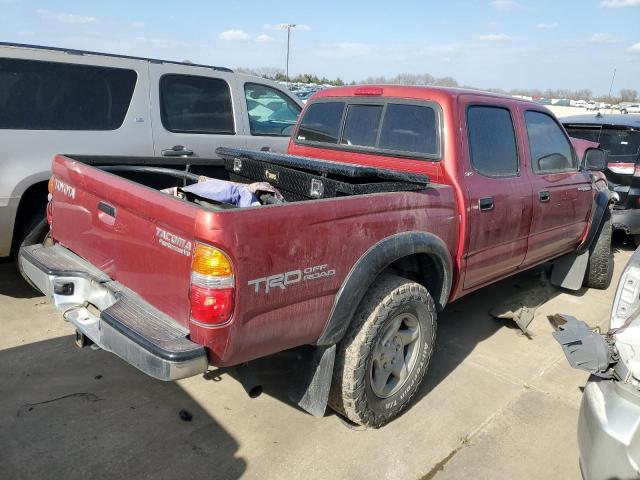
[583,148,608,172]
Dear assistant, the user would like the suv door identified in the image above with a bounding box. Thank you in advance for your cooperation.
[241,81,302,153]
[520,109,592,267]
[459,97,533,289]
[148,64,245,158]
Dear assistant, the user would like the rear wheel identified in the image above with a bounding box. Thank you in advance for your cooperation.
[328,274,437,427]
[584,209,613,289]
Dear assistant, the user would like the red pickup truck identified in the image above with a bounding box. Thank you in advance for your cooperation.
[21,85,612,427]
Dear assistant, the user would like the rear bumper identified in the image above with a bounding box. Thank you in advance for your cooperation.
[19,244,208,381]
[578,377,640,480]
[612,208,640,235]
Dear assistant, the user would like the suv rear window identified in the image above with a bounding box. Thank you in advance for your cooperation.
[160,74,234,134]
[296,100,439,158]
[0,58,136,130]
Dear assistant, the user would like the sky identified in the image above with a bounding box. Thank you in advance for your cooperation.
[1,0,639,95]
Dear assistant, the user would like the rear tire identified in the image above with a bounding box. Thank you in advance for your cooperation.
[328,274,437,427]
[584,209,613,289]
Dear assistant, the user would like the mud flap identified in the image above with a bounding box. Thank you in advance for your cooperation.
[288,345,336,417]
[550,250,589,291]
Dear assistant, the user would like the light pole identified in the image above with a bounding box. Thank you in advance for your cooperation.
[281,23,297,85]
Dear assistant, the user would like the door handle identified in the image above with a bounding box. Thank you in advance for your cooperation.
[98,201,116,217]
[539,190,550,203]
[479,197,494,211]
[161,145,194,157]
[260,146,272,152]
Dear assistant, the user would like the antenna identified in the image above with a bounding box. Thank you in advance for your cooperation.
[607,68,616,113]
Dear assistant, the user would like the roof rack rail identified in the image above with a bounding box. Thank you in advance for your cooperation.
[0,42,234,73]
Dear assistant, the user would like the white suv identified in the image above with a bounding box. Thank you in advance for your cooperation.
[0,43,302,261]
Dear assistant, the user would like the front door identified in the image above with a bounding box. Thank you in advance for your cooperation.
[519,108,593,267]
[460,97,533,289]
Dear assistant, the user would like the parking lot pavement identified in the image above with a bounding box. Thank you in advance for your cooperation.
[0,245,633,480]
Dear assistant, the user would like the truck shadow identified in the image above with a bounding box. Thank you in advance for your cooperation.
[0,262,43,299]
[0,337,247,480]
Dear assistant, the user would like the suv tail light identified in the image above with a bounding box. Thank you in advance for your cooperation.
[189,243,234,326]
[608,162,635,175]
[634,165,640,177]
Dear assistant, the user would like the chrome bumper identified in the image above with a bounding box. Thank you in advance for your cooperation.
[578,377,640,480]
[19,244,208,381]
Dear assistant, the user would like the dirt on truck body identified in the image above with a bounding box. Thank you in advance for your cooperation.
[21,85,612,427]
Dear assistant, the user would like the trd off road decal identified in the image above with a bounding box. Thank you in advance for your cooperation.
[248,264,336,294]
[155,227,192,257]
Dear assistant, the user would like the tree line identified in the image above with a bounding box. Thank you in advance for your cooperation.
[236,66,638,103]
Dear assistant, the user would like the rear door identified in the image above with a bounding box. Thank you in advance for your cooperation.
[520,109,592,267]
[148,64,245,159]
[459,96,533,289]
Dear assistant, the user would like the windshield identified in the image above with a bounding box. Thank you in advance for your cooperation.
[565,125,640,163]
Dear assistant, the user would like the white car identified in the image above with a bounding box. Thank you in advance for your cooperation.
[622,104,640,114]
[554,248,640,479]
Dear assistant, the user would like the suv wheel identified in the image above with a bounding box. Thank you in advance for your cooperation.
[328,274,437,427]
[584,209,613,289]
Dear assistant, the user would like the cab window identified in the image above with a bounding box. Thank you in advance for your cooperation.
[525,111,576,174]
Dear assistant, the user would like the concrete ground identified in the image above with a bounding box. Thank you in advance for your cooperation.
[0,243,633,480]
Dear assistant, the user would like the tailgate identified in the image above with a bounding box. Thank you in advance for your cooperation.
[50,155,197,326]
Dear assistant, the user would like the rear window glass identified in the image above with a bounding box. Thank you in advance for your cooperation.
[296,101,345,144]
[378,104,437,155]
[565,125,640,163]
[160,74,234,134]
[296,100,439,157]
[341,104,383,147]
[0,58,136,130]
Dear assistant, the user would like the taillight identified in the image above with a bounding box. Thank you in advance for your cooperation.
[189,243,235,326]
[608,162,635,175]
[48,176,54,194]
[634,165,640,177]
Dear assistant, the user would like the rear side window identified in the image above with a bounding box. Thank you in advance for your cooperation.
[0,58,136,130]
[341,104,383,147]
[467,106,519,177]
[378,104,438,155]
[525,111,576,174]
[160,74,234,134]
[296,101,345,144]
